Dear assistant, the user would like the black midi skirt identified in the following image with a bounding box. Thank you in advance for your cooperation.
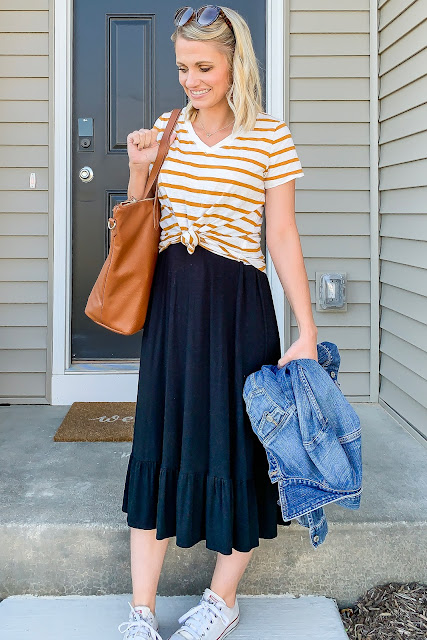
[121,241,291,555]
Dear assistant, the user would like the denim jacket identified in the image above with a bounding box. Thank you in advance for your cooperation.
[243,341,362,548]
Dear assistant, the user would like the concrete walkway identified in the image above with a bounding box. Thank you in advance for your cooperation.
[0,593,349,640]
[0,402,426,607]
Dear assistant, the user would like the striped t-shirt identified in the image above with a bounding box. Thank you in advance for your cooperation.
[150,104,303,272]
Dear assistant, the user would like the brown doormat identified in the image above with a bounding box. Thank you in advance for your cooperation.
[53,402,136,442]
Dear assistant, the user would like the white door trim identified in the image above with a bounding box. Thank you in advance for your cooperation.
[265,0,287,354]
[50,0,286,404]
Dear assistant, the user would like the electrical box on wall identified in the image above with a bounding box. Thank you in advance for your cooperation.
[315,272,347,312]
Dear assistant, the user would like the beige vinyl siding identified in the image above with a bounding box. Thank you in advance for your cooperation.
[378,0,427,438]
[0,1,49,403]
[289,1,371,399]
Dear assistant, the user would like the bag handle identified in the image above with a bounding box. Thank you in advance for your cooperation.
[143,108,182,200]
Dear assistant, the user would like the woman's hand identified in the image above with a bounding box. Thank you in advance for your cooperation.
[127,127,177,166]
[277,332,318,369]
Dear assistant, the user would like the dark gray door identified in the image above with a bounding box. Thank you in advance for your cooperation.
[72,0,266,361]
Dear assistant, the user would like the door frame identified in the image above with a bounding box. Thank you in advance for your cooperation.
[49,0,288,404]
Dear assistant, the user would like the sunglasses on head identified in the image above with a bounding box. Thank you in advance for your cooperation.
[174,5,234,36]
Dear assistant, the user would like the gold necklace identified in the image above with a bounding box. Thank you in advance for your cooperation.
[196,114,235,137]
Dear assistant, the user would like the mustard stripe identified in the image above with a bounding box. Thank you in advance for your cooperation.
[221,145,271,157]
[188,213,235,222]
[264,168,303,181]
[167,144,267,169]
[165,156,263,182]
[274,133,292,145]
[160,169,265,194]
[166,198,257,216]
[177,139,197,145]
[192,220,257,237]
[268,145,296,159]
[164,232,182,240]
[204,235,263,253]
[235,135,276,144]
[161,209,262,225]
[268,157,301,170]
[207,227,259,243]
[161,214,174,223]
[162,222,178,232]
[203,212,257,225]
[158,182,263,206]
[192,211,261,228]
[175,211,219,222]
[173,211,193,221]
[241,212,262,224]
[198,237,236,261]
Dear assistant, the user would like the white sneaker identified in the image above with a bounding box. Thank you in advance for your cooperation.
[118,601,163,639]
[167,588,240,640]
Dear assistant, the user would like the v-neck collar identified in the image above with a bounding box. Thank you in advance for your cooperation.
[184,115,237,153]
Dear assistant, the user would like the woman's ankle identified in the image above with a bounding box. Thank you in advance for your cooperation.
[209,587,236,609]
[131,600,156,616]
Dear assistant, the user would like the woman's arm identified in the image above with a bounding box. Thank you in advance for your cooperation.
[127,162,149,200]
[126,123,177,200]
[264,179,318,366]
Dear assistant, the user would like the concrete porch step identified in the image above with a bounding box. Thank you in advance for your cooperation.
[0,403,426,608]
[0,594,348,640]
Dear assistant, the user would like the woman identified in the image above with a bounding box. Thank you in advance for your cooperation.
[118,5,318,640]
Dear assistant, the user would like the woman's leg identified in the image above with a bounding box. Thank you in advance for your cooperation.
[130,527,170,614]
[210,548,255,608]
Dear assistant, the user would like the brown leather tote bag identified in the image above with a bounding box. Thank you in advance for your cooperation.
[85,108,181,335]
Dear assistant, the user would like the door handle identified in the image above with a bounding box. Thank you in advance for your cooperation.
[79,166,94,182]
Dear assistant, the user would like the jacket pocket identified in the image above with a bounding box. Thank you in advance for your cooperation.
[262,404,296,445]
[243,375,295,443]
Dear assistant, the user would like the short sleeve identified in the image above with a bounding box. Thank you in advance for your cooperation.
[264,122,304,189]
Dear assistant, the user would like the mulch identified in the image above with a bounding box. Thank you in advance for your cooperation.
[339,582,427,639]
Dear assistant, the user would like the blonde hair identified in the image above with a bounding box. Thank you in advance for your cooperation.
[170,6,264,133]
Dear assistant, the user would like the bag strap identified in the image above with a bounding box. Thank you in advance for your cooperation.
[143,108,182,199]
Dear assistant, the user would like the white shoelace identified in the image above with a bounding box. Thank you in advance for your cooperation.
[176,599,229,639]
[118,602,162,640]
